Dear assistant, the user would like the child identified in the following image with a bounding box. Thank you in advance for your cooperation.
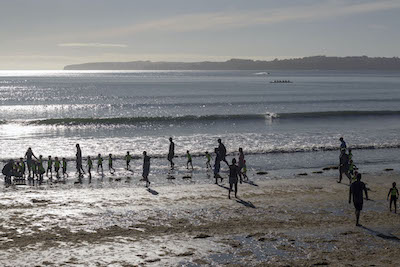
[54,157,61,179]
[46,155,53,179]
[124,151,132,170]
[205,151,212,169]
[62,158,68,178]
[97,154,103,173]
[387,182,399,213]
[37,155,45,185]
[241,160,248,181]
[108,154,115,173]
[186,150,193,170]
[349,160,357,177]
[19,158,26,178]
[87,156,93,183]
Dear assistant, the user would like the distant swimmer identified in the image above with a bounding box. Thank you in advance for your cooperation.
[54,157,61,179]
[62,157,68,178]
[387,182,399,213]
[125,151,132,170]
[228,158,239,199]
[186,150,193,170]
[349,173,369,226]
[108,154,115,174]
[338,150,351,183]
[142,151,151,187]
[214,148,221,184]
[217,139,229,166]
[168,137,175,169]
[87,156,93,183]
[76,144,85,176]
[46,155,53,180]
[24,147,38,179]
[97,154,103,173]
[339,137,347,150]
[238,148,245,184]
[205,151,212,169]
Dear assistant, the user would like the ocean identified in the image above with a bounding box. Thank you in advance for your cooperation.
[1,70,400,181]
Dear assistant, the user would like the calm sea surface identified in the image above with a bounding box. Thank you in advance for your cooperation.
[1,70,399,178]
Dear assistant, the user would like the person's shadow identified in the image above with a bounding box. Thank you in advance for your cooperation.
[147,188,159,195]
[243,180,258,187]
[360,226,400,242]
[236,198,256,208]
[217,184,229,190]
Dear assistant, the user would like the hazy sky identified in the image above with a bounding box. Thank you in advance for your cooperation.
[1,0,400,69]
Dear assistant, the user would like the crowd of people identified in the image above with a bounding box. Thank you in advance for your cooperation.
[2,137,398,223]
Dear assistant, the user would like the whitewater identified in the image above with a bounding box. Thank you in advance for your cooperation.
[1,70,400,177]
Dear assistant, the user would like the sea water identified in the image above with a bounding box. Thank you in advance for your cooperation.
[0,70,399,180]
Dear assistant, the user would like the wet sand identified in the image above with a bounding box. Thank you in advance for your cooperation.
[0,173,399,266]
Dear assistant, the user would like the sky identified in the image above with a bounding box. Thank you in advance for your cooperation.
[1,0,400,69]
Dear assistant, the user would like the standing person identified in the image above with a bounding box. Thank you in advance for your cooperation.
[339,137,347,150]
[19,158,26,179]
[228,158,239,199]
[108,154,115,173]
[142,151,151,187]
[238,148,245,184]
[168,137,175,170]
[124,151,132,170]
[205,151,212,169]
[217,139,229,166]
[37,155,45,185]
[186,150,193,170]
[87,156,93,183]
[76,144,85,176]
[349,173,369,226]
[97,154,103,173]
[338,150,351,183]
[46,156,53,179]
[387,182,399,213]
[62,158,68,178]
[213,148,221,184]
[25,147,37,179]
[54,157,61,179]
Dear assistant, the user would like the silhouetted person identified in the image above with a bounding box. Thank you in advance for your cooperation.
[228,158,239,199]
[97,154,103,173]
[168,137,175,169]
[238,147,245,184]
[186,150,193,170]
[87,156,93,183]
[218,139,229,166]
[214,148,221,184]
[54,157,60,179]
[108,154,115,173]
[2,160,14,186]
[339,137,347,150]
[387,182,399,213]
[125,151,132,170]
[25,147,37,179]
[338,150,351,183]
[46,155,53,180]
[142,151,151,187]
[205,151,212,169]
[76,144,85,176]
[349,173,369,226]
[62,158,68,178]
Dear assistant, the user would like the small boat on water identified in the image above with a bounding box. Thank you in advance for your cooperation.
[270,80,293,83]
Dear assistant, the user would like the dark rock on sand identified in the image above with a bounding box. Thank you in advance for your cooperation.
[194,234,211,239]
[384,168,394,171]
[298,173,308,176]
[256,171,268,175]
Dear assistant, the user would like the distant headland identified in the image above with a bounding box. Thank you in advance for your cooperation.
[64,56,400,70]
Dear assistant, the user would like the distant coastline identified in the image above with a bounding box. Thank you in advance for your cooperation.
[64,56,400,70]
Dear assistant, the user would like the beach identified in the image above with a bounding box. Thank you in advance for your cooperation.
[0,171,399,266]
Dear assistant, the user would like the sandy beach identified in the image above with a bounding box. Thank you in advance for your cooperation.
[0,171,399,266]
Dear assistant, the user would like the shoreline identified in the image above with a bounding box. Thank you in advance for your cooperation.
[0,172,399,266]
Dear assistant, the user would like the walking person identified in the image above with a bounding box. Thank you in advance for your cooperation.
[108,154,115,174]
[62,158,68,178]
[142,151,151,187]
[228,158,239,199]
[214,148,221,184]
[338,150,351,183]
[186,150,193,170]
[349,173,369,226]
[217,139,229,166]
[54,157,61,179]
[168,137,175,169]
[387,182,399,213]
[124,151,132,170]
[97,154,103,173]
[205,151,212,169]
[46,156,53,180]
